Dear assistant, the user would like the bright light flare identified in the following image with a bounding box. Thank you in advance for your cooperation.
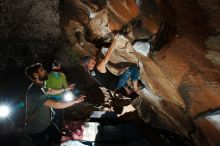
[0,105,11,118]
[63,91,76,102]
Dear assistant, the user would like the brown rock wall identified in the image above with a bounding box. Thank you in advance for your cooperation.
[61,0,220,145]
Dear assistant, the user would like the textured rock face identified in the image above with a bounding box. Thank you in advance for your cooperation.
[61,0,220,146]
[0,0,65,69]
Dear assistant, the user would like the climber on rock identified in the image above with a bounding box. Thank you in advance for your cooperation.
[82,34,144,96]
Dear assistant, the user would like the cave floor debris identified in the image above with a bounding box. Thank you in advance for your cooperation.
[61,111,194,146]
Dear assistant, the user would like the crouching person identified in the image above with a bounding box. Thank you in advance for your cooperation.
[25,63,84,146]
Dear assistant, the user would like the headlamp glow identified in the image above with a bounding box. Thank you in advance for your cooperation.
[63,91,76,102]
[0,105,11,118]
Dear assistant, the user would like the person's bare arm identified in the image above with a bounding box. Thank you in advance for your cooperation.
[46,84,75,95]
[46,88,65,95]
[97,34,118,73]
[44,95,84,109]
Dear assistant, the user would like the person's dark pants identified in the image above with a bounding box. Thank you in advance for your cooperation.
[48,96,64,133]
[53,109,63,132]
[30,124,61,146]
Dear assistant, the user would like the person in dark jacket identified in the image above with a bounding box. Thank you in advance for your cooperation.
[25,63,84,146]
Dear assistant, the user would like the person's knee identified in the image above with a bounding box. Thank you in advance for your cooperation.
[132,65,140,72]
[129,65,140,72]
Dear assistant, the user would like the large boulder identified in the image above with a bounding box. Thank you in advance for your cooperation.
[61,0,220,146]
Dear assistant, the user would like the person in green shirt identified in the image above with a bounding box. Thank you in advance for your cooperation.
[45,60,73,143]
[45,60,68,100]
